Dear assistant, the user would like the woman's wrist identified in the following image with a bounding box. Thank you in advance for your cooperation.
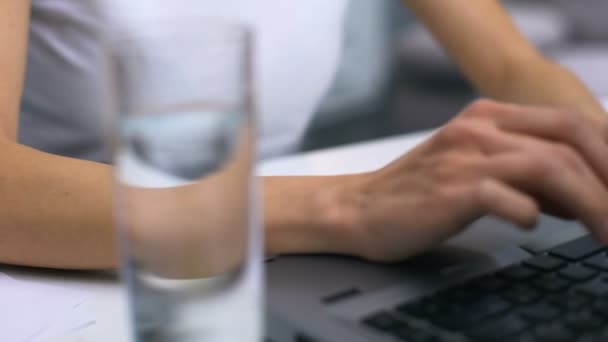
[496,56,604,118]
[262,175,364,257]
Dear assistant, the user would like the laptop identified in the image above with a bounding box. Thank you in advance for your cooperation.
[265,214,608,341]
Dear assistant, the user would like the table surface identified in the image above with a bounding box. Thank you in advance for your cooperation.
[3,99,607,341]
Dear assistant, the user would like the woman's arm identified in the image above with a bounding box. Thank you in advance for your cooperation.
[1,2,606,272]
[0,144,116,269]
[264,100,608,262]
[402,0,607,128]
[0,1,29,140]
[0,2,116,269]
[0,2,333,271]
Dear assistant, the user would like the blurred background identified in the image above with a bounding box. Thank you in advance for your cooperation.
[301,0,608,151]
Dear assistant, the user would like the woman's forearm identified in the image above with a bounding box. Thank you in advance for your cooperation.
[487,56,606,122]
[400,0,605,123]
[0,139,116,269]
[0,136,358,271]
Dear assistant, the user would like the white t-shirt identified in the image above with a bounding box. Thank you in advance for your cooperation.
[20,0,349,161]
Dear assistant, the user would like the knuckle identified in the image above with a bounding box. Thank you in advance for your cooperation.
[433,185,458,204]
[473,178,492,203]
[437,120,478,145]
[430,165,452,184]
[522,154,555,179]
[472,179,503,212]
[552,110,584,135]
[551,144,583,171]
[463,99,502,118]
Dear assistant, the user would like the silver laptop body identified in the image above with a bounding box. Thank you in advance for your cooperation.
[266,215,586,342]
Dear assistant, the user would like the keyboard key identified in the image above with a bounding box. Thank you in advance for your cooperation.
[391,326,427,342]
[433,296,511,331]
[467,314,529,340]
[362,311,406,332]
[588,327,608,340]
[436,286,478,304]
[375,237,608,342]
[408,333,441,342]
[433,314,476,331]
[470,274,511,292]
[549,235,605,261]
[510,333,537,342]
[533,273,571,293]
[549,292,589,311]
[503,285,542,305]
[519,303,561,322]
[524,255,567,271]
[563,310,604,332]
[534,322,577,342]
[396,298,457,321]
[578,277,608,297]
[584,253,608,271]
[391,326,415,340]
[424,304,461,322]
[393,328,441,342]
[499,265,540,281]
[575,335,602,342]
[592,298,608,316]
[558,264,598,282]
[468,296,512,318]
[396,299,426,317]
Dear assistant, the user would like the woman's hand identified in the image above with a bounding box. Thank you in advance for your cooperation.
[590,110,608,143]
[326,99,608,262]
[496,59,608,144]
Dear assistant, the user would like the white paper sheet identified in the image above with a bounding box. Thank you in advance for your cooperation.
[0,273,94,341]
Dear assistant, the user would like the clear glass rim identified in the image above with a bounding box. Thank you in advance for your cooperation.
[100,14,256,124]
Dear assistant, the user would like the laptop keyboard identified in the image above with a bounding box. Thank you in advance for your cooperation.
[361,235,608,342]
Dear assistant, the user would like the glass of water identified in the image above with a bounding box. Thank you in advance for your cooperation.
[102,18,262,342]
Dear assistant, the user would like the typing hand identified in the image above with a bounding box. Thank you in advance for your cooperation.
[333,99,608,262]
[601,113,608,143]
[586,110,608,144]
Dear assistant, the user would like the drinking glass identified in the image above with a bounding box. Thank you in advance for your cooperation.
[102,17,262,342]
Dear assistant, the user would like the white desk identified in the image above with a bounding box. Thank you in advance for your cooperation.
[3,99,608,341]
